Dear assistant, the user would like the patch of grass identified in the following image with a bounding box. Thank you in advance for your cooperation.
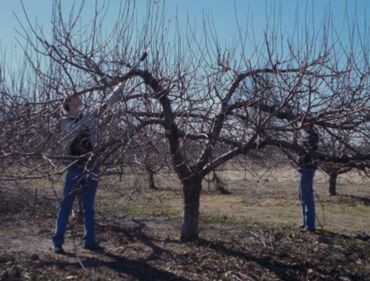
[96,171,370,236]
[200,213,251,226]
[123,205,180,218]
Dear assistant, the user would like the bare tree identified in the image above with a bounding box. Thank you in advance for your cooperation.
[319,131,358,195]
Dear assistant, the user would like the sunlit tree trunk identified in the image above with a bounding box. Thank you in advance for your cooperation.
[181,176,202,242]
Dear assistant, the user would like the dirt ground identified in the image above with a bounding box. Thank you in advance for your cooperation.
[0,169,370,281]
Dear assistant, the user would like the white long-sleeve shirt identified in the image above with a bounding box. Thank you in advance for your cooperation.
[58,83,125,156]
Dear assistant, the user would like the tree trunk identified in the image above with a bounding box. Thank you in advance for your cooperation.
[329,173,337,196]
[213,172,231,195]
[146,167,157,190]
[181,177,202,242]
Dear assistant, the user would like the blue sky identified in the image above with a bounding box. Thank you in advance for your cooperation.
[0,0,369,65]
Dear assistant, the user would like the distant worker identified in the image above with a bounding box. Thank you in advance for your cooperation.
[297,117,319,232]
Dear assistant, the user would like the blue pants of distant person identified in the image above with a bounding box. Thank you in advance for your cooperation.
[298,170,316,230]
[52,163,98,248]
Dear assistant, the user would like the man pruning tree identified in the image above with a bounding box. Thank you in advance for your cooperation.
[52,51,148,254]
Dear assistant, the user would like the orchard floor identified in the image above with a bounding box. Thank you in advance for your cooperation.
[0,168,369,281]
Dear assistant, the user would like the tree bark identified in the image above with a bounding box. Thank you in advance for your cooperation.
[329,173,338,196]
[181,177,202,242]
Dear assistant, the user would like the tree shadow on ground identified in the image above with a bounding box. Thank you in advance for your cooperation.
[102,219,306,281]
[98,218,175,262]
[40,251,189,281]
[195,228,369,281]
[196,238,305,281]
[99,219,312,281]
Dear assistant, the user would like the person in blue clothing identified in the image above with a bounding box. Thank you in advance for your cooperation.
[52,84,124,254]
[297,118,319,232]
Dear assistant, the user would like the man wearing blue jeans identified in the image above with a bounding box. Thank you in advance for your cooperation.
[297,119,319,232]
[53,83,125,254]
[52,162,98,252]
[298,169,316,231]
